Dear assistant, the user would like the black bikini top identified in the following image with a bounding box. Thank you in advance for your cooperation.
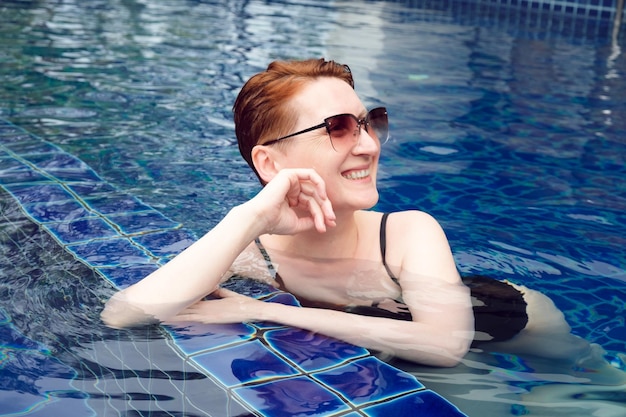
[379,212,398,284]
[252,213,411,319]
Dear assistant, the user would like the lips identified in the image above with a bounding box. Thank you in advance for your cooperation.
[342,169,370,180]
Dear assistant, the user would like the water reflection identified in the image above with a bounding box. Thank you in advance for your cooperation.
[2,1,626,416]
[400,350,626,416]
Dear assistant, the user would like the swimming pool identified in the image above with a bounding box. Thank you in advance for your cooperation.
[1,0,625,416]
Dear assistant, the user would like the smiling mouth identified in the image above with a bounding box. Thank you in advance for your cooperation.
[342,169,370,180]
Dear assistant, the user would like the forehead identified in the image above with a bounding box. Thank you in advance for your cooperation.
[290,77,365,123]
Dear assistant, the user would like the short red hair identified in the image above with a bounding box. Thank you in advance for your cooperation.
[233,58,354,182]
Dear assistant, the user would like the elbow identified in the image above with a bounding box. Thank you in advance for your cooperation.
[100,302,128,329]
[400,338,470,368]
[100,298,134,329]
[101,292,159,329]
[433,358,460,368]
[427,335,472,368]
[101,310,129,329]
[433,353,464,368]
[440,335,472,367]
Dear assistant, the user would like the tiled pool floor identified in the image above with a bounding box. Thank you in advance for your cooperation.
[0,118,467,416]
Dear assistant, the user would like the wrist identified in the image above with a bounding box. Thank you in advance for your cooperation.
[226,203,267,239]
[257,300,284,323]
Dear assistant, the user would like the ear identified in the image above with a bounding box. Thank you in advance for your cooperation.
[252,145,282,184]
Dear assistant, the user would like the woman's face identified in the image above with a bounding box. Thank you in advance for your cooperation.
[273,77,381,211]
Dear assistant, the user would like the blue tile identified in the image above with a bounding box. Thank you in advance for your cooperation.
[65,237,152,267]
[0,311,47,352]
[67,181,117,197]
[3,140,62,155]
[84,192,152,214]
[45,167,101,182]
[45,217,119,244]
[3,183,74,205]
[23,199,91,223]
[264,328,369,372]
[252,322,290,332]
[263,292,301,306]
[362,390,467,417]
[24,152,89,170]
[168,322,257,356]
[97,263,159,288]
[312,357,424,406]
[233,375,350,417]
[193,339,300,387]
[0,153,25,167]
[132,229,196,258]
[0,163,49,184]
[17,151,98,184]
[0,312,93,417]
[0,126,26,139]
[106,210,181,235]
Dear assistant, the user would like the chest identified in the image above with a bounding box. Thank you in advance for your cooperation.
[274,257,402,306]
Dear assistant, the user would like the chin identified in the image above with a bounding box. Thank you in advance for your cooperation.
[332,181,379,209]
[356,191,380,210]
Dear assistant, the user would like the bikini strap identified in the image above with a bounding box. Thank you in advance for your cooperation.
[380,213,400,284]
[254,237,277,280]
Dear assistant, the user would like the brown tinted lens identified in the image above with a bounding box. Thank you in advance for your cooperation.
[368,108,388,142]
[326,114,358,141]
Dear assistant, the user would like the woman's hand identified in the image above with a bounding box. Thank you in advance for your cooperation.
[246,168,336,236]
[172,288,264,324]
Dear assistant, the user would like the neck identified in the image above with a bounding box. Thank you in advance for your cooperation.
[269,210,362,259]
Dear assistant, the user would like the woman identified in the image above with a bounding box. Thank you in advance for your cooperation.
[101,59,619,373]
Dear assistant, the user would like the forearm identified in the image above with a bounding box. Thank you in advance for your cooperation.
[260,302,472,367]
[102,203,265,327]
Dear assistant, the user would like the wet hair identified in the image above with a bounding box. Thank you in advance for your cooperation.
[233,58,354,182]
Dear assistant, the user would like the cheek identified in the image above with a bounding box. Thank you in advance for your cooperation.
[285,142,333,168]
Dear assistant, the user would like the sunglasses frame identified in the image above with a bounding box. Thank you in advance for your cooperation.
[263,107,388,148]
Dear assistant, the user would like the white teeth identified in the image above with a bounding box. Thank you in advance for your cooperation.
[342,169,369,180]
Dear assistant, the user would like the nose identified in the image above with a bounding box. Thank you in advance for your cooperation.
[352,125,380,154]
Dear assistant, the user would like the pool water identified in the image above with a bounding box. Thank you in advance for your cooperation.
[1,0,625,416]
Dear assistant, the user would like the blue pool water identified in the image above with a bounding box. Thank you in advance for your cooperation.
[1,0,625,416]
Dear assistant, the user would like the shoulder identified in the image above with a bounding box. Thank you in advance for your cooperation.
[384,210,459,283]
[386,210,448,239]
[359,209,446,243]
[357,209,439,228]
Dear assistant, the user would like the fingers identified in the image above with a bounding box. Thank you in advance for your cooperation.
[286,184,327,233]
[213,287,244,298]
[284,170,336,232]
[171,290,259,324]
[255,168,336,235]
[294,168,328,200]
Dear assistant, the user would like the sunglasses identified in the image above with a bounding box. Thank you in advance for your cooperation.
[264,107,389,150]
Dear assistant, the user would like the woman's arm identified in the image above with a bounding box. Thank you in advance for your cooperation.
[177,284,471,367]
[390,210,475,365]
[101,205,264,328]
[101,169,336,328]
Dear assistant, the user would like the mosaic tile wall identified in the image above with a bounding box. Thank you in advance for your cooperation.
[394,0,624,40]
[0,118,467,416]
[407,0,623,17]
